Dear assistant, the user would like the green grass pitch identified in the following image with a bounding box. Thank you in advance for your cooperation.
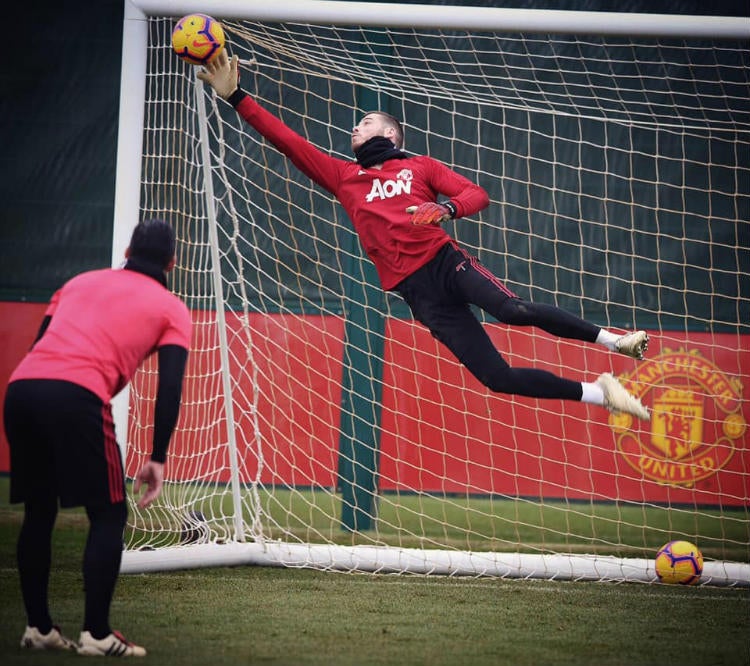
[0,479,748,665]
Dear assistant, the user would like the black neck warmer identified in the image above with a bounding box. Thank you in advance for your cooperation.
[354,136,407,168]
[124,256,168,287]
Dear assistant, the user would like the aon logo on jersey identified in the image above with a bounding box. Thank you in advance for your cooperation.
[365,177,412,202]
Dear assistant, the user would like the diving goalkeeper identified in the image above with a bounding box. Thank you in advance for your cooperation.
[198,51,649,421]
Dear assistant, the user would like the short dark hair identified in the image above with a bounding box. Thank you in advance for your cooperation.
[367,111,405,148]
[129,219,176,268]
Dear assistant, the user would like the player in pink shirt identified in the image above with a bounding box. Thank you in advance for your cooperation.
[198,51,649,421]
[4,219,191,656]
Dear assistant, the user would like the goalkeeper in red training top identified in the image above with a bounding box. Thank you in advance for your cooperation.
[198,51,649,421]
[4,219,192,656]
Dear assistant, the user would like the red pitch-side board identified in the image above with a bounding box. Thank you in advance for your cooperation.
[1,302,747,506]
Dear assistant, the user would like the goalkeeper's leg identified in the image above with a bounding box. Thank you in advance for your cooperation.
[431,306,583,400]
[492,298,650,360]
[395,245,649,418]
[431,307,648,420]
[451,247,649,359]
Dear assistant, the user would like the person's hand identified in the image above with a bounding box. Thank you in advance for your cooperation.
[133,460,164,509]
[196,50,239,100]
[407,202,452,226]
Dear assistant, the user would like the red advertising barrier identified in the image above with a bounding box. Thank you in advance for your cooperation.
[0,302,49,472]
[380,319,749,507]
[2,302,748,506]
[125,310,345,489]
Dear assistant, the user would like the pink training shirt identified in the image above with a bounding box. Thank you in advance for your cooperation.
[10,268,192,403]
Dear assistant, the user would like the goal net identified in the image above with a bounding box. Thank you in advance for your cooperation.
[116,1,750,585]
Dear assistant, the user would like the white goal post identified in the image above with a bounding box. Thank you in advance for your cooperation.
[114,0,750,586]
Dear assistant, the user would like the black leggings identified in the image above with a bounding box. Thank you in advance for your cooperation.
[17,496,127,637]
[395,243,601,400]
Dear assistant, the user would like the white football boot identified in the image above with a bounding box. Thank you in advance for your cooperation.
[20,625,77,651]
[78,630,147,657]
[615,330,649,360]
[596,372,650,421]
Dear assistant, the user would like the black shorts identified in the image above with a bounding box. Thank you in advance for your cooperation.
[4,379,125,507]
[394,242,518,371]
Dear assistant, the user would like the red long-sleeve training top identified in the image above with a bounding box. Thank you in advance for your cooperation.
[233,95,490,290]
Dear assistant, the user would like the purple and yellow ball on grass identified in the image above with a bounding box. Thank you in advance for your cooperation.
[655,540,703,585]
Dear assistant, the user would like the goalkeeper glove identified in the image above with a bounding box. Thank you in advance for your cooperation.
[407,201,456,225]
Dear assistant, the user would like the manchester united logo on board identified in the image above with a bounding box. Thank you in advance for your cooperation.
[610,348,745,487]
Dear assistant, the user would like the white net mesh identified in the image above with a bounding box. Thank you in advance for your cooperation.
[122,13,749,583]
